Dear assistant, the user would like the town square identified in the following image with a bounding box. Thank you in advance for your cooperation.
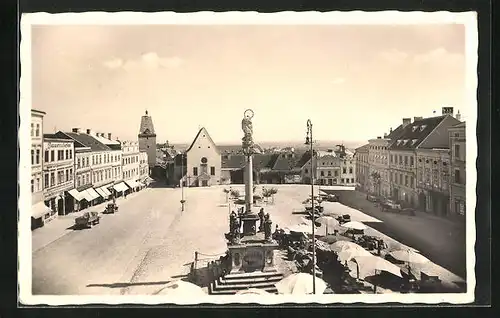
[21,13,475,303]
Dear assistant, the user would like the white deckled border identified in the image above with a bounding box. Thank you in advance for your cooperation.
[19,10,478,306]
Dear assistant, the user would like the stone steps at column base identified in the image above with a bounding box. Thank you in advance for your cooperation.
[209,271,284,295]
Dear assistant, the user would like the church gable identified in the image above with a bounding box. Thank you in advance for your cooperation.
[186,127,220,155]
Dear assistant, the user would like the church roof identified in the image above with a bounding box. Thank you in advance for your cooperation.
[138,110,156,136]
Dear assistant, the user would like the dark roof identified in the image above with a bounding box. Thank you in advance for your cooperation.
[450,121,466,128]
[387,124,405,140]
[61,132,112,151]
[221,154,246,169]
[355,144,370,152]
[138,110,156,136]
[43,133,71,140]
[272,151,306,171]
[295,150,314,168]
[388,116,446,150]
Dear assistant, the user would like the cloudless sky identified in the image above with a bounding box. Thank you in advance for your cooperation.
[31,24,466,144]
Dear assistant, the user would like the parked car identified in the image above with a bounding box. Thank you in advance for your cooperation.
[305,201,324,213]
[380,200,402,212]
[366,194,379,202]
[336,214,351,224]
[104,202,118,214]
[74,211,100,229]
[324,194,339,202]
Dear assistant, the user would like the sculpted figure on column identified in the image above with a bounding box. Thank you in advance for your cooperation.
[241,109,254,151]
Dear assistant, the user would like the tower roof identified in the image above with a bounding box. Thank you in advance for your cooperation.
[138,110,156,136]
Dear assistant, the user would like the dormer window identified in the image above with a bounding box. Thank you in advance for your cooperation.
[420,125,427,131]
[411,139,418,145]
[412,126,418,132]
[397,140,402,146]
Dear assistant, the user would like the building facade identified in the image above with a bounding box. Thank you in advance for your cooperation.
[138,110,157,171]
[367,137,391,196]
[122,140,141,192]
[354,144,369,191]
[31,109,53,229]
[340,155,356,186]
[315,153,341,185]
[139,151,150,184]
[73,144,93,210]
[448,122,466,217]
[42,135,75,217]
[175,127,221,187]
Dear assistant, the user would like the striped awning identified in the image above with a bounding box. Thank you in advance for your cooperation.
[100,187,112,197]
[85,188,100,201]
[113,182,129,192]
[68,189,84,201]
[95,188,108,199]
[125,180,139,188]
[80,189,94,201]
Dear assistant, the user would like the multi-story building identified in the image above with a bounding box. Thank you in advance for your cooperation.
[388,108,461,210]
[42,134,75,217]
[174,127,221,187]
[448,122,466,217]
[122,140,142,192]
[57,129,116,205]
[368,136,391,196]
[354,144,369,191]
[340,154,356,186]
[72,142,93,210]
[138,110,157,172]
[139,151,150,184]
[31,109,53,229]
[314,151,341,186]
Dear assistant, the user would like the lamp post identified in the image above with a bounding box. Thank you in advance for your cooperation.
[180,153,185,212]
[305,119,316,294]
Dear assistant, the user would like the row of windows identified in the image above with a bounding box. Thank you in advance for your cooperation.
[319,177,355,184]
[123,155,139,165]
[124,168,139,180]
[43,149,73,163]
[92,153,121,166]
[31,149,41,165]
[193,165,216,176]
[390,172,415,188]
[77,157,90,169]
[43,168,73,189]
[31,177,42,193]
[390,154,414,166]
[31,123,41,137]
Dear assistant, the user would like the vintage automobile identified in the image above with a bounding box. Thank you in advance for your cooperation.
[380,200,402,212]
[304,201,324,213]
[336,214,351,224]
[324,194,339,202]
[74,211,100,229]
[366,194,379,202]
[104,202,119,214]
[401,207,417,216]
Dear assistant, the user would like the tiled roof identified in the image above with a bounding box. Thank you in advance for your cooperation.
[389,116,446,150]
[221,155,246,169]
[295,150,314,169]
[387,124,405,140]
[138,111,156,135]
[185,127,219,154]
[272,151,306,171]
[355,144,370,152]
[450,121,466,128]
[221,154,276,170]
[62,132,112,152]
[43,133,71,140]
[218,144,263,154]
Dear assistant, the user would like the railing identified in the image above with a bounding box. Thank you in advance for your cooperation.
[190,251,228,286]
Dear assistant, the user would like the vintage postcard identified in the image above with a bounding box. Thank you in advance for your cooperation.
[19,11,477,305]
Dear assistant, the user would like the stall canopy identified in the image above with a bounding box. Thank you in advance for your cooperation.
[32,202,52,219]
[95,188,108,199]
[68,189,84,201]
[113,182,129,192]
[100,186,112,197]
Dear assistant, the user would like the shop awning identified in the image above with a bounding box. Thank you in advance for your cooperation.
[32,202,52,219]
[137,181,145,187]
[68,189,84,201]
[95,188,108,199]
[100,187,112,197]
[86,188,101,200]
[125,180,139,188]
[113,182,129,192]
[80,189,94,202]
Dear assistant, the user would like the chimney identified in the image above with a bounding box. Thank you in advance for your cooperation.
[390,127,393,133]
[95,132,100,137]
[377,136,382,139]
[442,106,454,116]
[108,133,112,140]
[414,116,423,122]
[456,110,461,121]
[383,133,387,138]
[86,129,91,134]
[402,118,412,127]
[100,133,105,137]
[72,128,81,133]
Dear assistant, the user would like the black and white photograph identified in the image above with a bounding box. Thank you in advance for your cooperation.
[19,11,478,305]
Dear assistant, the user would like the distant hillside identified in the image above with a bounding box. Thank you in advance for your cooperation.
[168,140,365,152]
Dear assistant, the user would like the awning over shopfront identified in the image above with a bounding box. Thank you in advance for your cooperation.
[32,202,52,219]
[100,186,112,197]
[113,182,129,193]
[68,189,84,201]
[125,180,139,188]
[95,188,108,199]
[86,188,101,200]
[137,181,145,187]
[80,189,94,202]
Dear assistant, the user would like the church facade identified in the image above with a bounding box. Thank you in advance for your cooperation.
[174,127,222,187]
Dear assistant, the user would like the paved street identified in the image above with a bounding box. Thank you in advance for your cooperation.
[323,189,466,279]
[32,184,465,295]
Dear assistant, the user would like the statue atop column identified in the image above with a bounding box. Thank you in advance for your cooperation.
[264,213,273,242]
[241,109,254,154]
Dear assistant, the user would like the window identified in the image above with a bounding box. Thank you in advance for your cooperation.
[320,171,324,177]
[390,155,393,163]
[405,175,408,186]
[36,178,40,192]
[454,144,460,158]
[399,155,402,164]
[31,150,34,165]
[346,179,350,184]
[304,168,308,174]
[58,150,64,160]
[93,156,95,165]
[64,150,68,159]
[410,176,414,188]
[69,150,72,159]
[399,174,403,185]
[412,126,418,132]
[342,168,346,174]
[334,171,338,177]
[341,178,345,183]
[45,150,49,162]
[31,179,34,193]
[86,157,89,166]
[351,178,355,183]
[36,149,40,164]
[50,172,55,186]
[420,125,427,131]
[327,171,332,176]
[44,173,49,188]
[36,124,40,136]
[31,124,34,137]
[210,166,215,176]
[349,167,353,174]
[454,169,461,183]
[390,172,393,182]
[193,167,198,176]
[404,156,408,165]
[410,156,414,166]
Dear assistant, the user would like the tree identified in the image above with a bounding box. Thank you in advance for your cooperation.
[370,171,382,197]
[262,187,278,204]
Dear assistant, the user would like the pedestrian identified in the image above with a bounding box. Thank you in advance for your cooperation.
[258,208,265,232]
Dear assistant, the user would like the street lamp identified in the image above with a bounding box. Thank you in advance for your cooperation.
[305,119,316,294]
[180,153,185,211]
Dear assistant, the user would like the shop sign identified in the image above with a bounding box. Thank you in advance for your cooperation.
[45,142,72,149]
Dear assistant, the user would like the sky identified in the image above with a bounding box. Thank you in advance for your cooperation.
[31,23,467,144]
